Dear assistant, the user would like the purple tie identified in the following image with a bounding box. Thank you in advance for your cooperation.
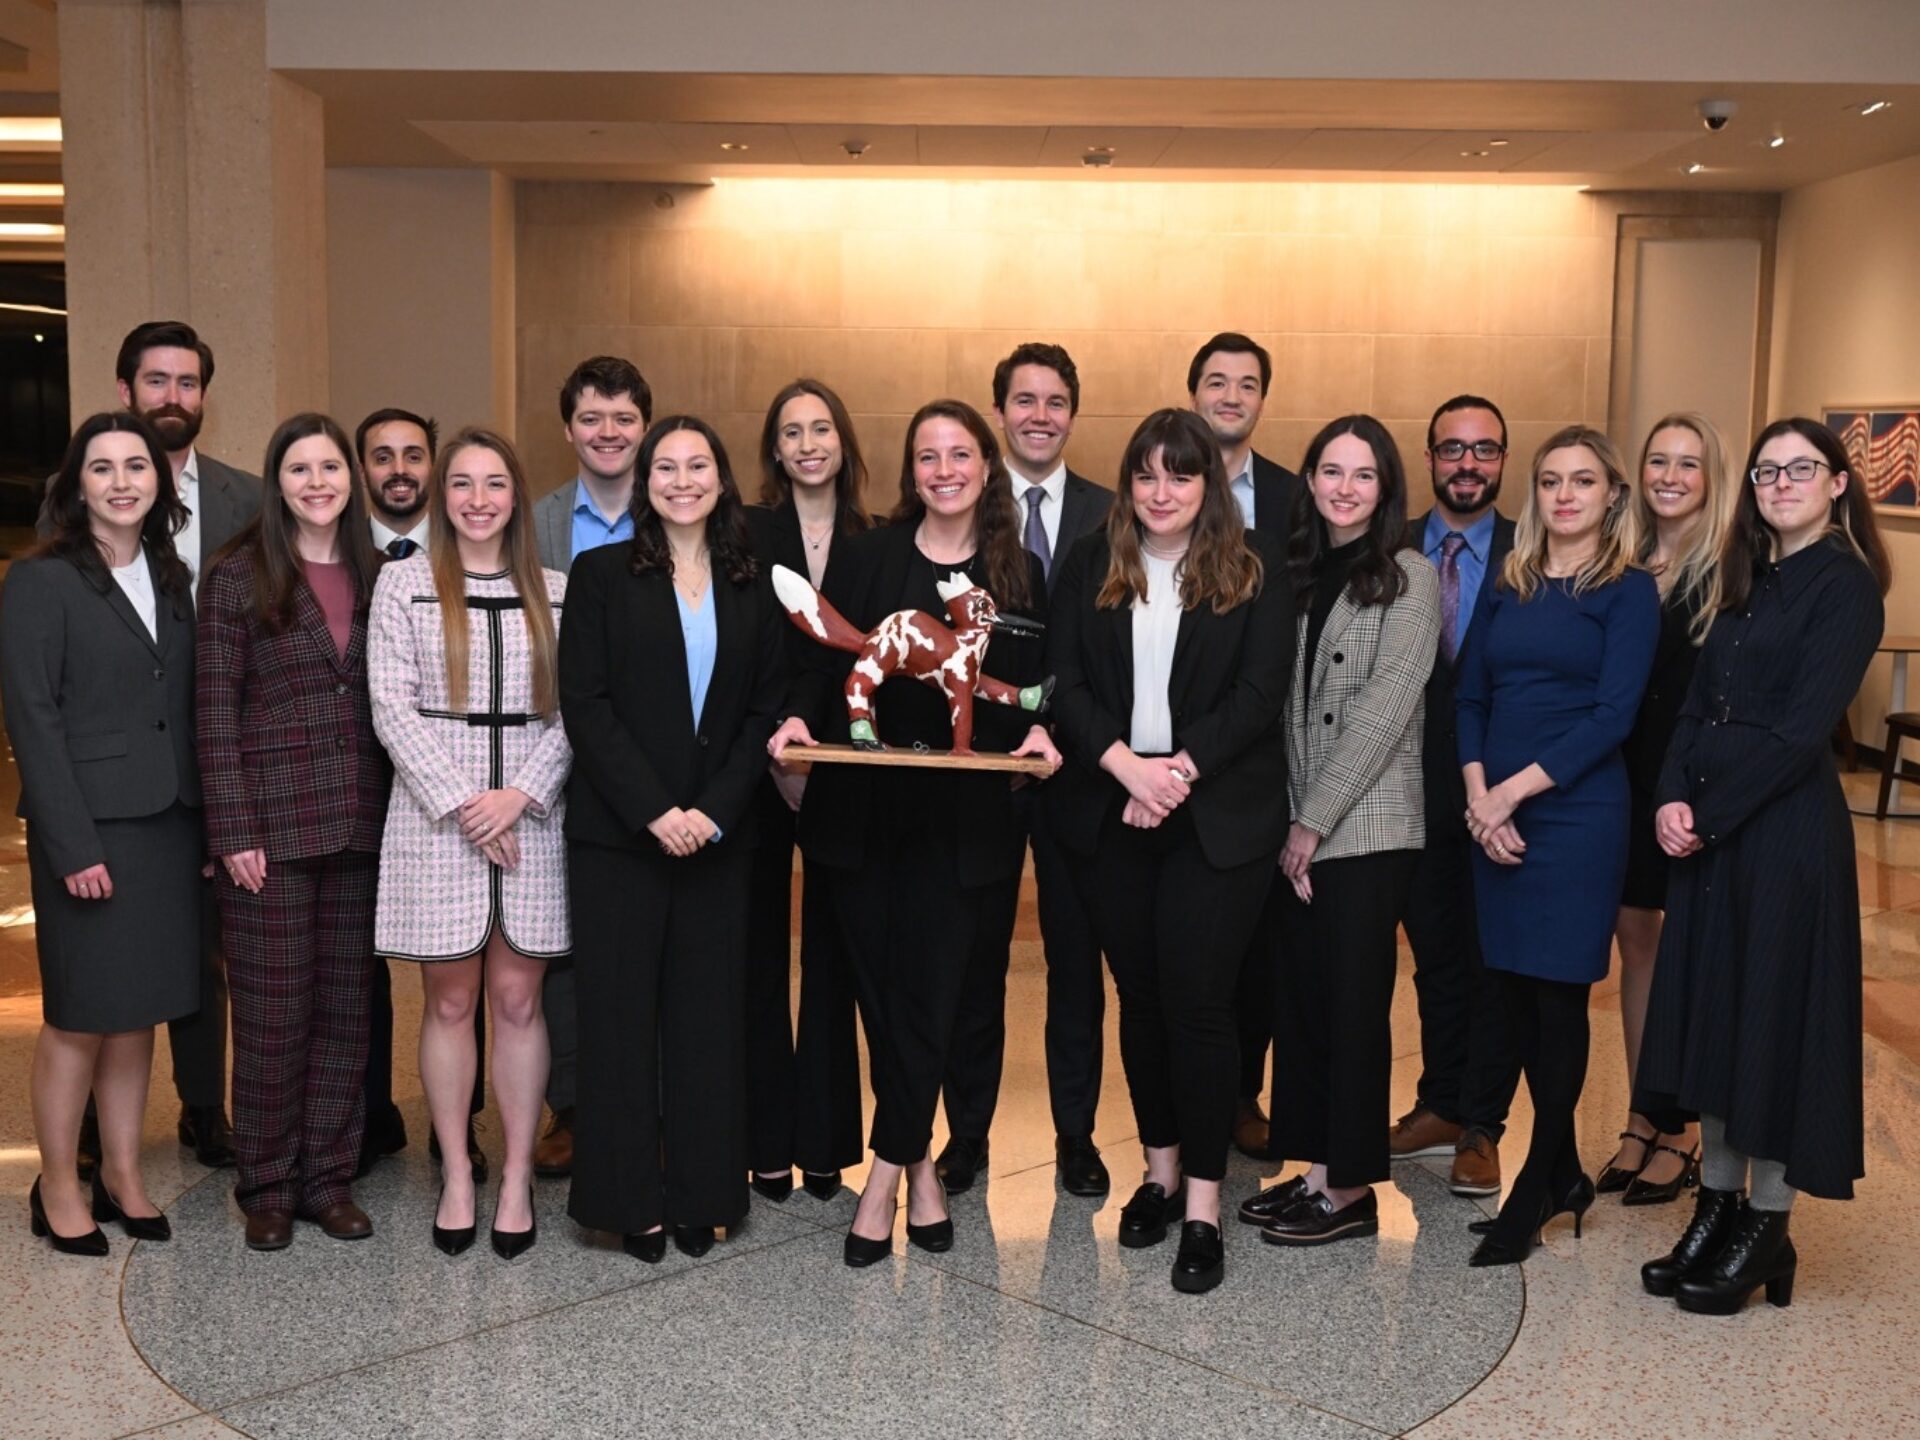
[1438,533,1466,663]
[1023,487,1051,579]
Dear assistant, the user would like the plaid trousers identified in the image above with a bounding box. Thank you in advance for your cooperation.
[220,852,378,1215]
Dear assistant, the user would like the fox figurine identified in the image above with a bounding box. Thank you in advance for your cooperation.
[769,564,1052,755]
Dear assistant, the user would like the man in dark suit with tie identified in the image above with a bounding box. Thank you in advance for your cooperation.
[1391,394,1522,1198]
[934,342,1115,1198]
[1188,331,1299,1157]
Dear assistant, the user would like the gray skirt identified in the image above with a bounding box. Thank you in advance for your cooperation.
[29,803,202,1033]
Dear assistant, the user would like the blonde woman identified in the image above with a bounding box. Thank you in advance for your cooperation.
[1455,425,1659,1266]
[1598,414,1738,1205]
[369,428,570,1261]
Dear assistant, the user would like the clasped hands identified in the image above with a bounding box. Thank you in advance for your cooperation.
[1464,783,1526,867]
[1105,744,1200,830]
[461,787,533,870]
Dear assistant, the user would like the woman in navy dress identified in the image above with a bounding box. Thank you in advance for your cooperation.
[1635,418,1888,1315]
[1456,425,1659,1266]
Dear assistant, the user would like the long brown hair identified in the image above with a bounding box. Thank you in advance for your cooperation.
[1286,414,1411,608]
[1500,425,1642,602]
[1724,416,1893,609]
[1097,409,1263,615]
[627,415,758,585]
[756,378,873,535]
[35,410,193,614]
[1630,411,1739,642]
[424,428,559,717]
[221,412,381,632]
[890,399,1032,610]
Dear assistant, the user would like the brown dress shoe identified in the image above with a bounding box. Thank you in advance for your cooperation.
[533,1106,575,1178]
[305,1200,373,1240]
[245,1209,294,1251]
[1231,1097,1270,1159]
[1449,1130,1502,1197]
[1388,1106,1464,1160]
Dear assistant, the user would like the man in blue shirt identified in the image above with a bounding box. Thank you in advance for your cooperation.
[528,354,653,1178]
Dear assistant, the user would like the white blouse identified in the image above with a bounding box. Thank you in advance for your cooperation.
[1129,550,1183,754]
[110,555,157,642]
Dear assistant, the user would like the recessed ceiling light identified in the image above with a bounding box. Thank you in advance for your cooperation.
[0,182,62,201]
[0,222,65,239]
[1488,138,1510,148]
[1858,100,1892,116]
[1460,149,1490,158]
[0,117,60,145]
[719,141,749,152]
[1084,145,1115,155]
[1767,135,1787,149]
[1685,162,1707,175]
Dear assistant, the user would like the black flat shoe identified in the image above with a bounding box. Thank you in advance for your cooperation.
[1623,1142,1700,1207]
[905,1173,953,1253]
[1055,1135,1110,1198]
[490,1184,537,1260]
[751,1171,795,1203]
[30,1176,109,1257]
[1171,1221,1224,1294]
[1238,1175,1309,1226]
[801,1170,842,1201]
[90,1172,171,1242]
[1260,1189,1379,1247]
[673,1225,715,1258]
[624,1229,667,1263]
[1595,1129,1655,1194]
[1642,1184,1741,1296]
[1117,1181,1183,1249]
[935,1135,989,1194]
[1675,1202,1795,1314]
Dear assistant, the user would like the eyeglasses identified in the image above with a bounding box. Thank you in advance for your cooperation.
[1432,440,1507,463]
[1749,458,1832,487]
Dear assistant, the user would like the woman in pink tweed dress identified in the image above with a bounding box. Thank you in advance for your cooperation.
[369,428,570,1261]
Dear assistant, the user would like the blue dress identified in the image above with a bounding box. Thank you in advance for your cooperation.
[1456,568,1660,982]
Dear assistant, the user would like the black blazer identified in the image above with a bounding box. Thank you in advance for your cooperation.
[1045,529,1294,870]
[1407,508,1517,827]
[1045,470,1114,597]
[558,543,790,852]
[786,523,1047,886]
[1251,451,1301,539]
[0,552,201,876]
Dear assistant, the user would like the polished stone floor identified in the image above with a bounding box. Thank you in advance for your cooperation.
[3,633,1920,1435]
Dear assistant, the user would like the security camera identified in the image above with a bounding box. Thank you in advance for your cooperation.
[1698,99,1739,132]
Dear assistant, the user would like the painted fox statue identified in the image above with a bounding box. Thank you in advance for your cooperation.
[769,564,1053,755]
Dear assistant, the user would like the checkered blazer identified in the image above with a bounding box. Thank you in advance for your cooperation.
[1286,548,1440,861]
[196,547,391,862]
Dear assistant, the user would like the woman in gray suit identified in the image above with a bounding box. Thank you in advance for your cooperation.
[1253,415,1439,1248]
[1,411,203,1254]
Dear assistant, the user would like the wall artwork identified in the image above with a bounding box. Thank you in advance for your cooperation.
[1826,407,1920,512]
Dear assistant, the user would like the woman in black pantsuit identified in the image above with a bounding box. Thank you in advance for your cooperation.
[1047,409,1292,1294]
[1636,418,1890,1315]
[1,412,200,1254]
[769,399,1057,1267]
[742,380,872,1204]
[561,415,789,1263]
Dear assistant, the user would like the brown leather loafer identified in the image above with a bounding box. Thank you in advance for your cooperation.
[306,1200,373,1241]
[1231,1097,1270,1159]
[245,1209,294,1251]
[1388,1105,1464,1160]
[1449,1129,1503,1197]
[533,1106,574,1178]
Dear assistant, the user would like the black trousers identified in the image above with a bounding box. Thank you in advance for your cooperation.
[743,826,865,1176]
[1273,849,1417,1188]
[1237,886,1281,1102]
[1489,969,1592,1246]
[1403,829,1520,1137]
[567,841,749,1235]
[165,880,227,1108]
[362,959,484,1133]
[1072,808,1275,1183]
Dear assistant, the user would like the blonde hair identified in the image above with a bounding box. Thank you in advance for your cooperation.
[1631,412,1738,642]
[424,429,560,717]
[1500,425,1643,601]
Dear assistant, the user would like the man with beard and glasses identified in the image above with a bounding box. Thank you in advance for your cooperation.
[1187,331,1299,1160]
[1390,394,1521,1199]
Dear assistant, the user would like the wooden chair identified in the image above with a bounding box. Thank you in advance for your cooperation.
[1876,712,1920,819]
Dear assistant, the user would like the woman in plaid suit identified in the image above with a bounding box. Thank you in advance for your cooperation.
[197,413,390,1252]
[1254,416,1439,1248]
[369,429,570,1260]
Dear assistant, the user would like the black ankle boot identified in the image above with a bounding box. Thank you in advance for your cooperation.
[1675,1202,1795,1315]
[1642,1185,1741,1296]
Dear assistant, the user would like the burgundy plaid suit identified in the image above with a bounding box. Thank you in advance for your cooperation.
[197,547,390,1217]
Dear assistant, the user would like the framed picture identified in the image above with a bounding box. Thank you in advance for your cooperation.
[1825,407,1920,513]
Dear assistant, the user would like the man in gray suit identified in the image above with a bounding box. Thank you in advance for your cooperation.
[116,320,261,1167]
[528,354,652,1176]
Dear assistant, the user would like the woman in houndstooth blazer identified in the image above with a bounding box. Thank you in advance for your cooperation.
[369,428,570,1260]
[1255,416,1439,1249]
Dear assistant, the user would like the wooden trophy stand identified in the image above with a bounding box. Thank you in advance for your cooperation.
[778,743,1053,777]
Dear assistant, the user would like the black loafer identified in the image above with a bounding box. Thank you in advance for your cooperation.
[1259,1189,1379,1246]
[673,1225,715,1258]
[1238,1175,1309,1226]
[623,1229,667,1264]
[179,1104,237,1169]
[1171,1221,1224,1294]
[1117,1181,1184,1249]
[1055,1135,1110,1197]
[935,1135,989,1194]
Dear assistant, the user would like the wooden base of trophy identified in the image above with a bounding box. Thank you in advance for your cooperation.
[777,743,1053,777]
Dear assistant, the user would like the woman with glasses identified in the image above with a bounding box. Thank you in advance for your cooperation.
[1635,418,1888,1314]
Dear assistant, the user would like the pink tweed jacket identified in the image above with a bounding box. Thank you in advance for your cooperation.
[368,556,571,961]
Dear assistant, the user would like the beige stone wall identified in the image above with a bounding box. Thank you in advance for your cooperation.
[513,178,1629,506]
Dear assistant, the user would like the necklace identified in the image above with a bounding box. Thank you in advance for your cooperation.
[800,519,833,552]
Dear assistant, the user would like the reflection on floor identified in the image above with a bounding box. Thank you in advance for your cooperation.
[2,725,1919,1435]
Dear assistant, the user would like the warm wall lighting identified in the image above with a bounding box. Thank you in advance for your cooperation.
[1858,100,1892,116]
[0,181,62,201]
[0,117,61,147]
[1459,149,1490,158]
[0,222,65,239]
[0,300,66,317]
[1767,135,1787,149]
[1685,162,1707,174]
[719,141,749,152]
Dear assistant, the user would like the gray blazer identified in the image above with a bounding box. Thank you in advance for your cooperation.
[0,552,201,875]
[533,480,580,574]
[1286,549,1440,861]
[194,451,263,556]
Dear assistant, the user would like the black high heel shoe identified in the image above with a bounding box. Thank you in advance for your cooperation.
[90,1172,171,1242]
[1595,1129,1655,1193]
[490,1183,537,1260]
[29,1176,109,1257]
[905,1172,953,1254]
[673,1225,715,1257]
[432,1182,476,1256]
[801,1170,842,1201]
[1675,1202,1796,1314]
[751,1170,794,1203]
[844,1190,897,1268]
[1470,1173,1594,1239]
[623,1228,667,1264]
[1623,1142,1700,1207]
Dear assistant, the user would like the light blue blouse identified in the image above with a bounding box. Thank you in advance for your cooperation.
[676,584,717,727]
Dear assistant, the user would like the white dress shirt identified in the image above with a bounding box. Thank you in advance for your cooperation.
[1229,451,1257,530]
[1011,462,1068,561]
[176,449,203,595]
[371,513,430,557]
[111,554,158,641]
[1129,550,1184,754]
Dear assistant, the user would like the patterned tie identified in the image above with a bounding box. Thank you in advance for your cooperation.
[386,537,419,559]
[1023,487,1051,579]
[1438,533,1467,664]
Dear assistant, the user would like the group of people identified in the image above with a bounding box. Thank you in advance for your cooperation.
[4,319,1886,1309]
